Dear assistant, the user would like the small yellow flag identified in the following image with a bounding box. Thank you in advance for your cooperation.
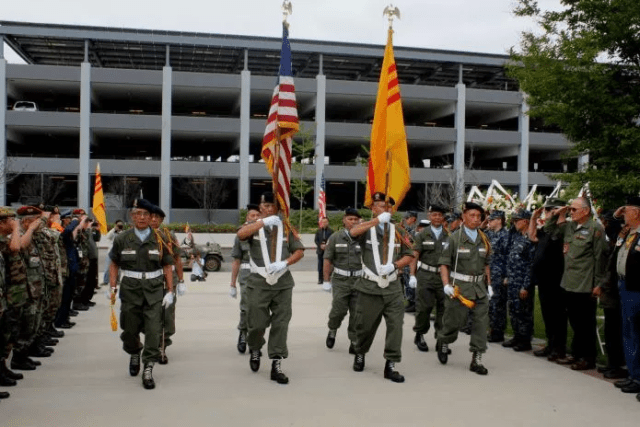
[92,163,108,234]
[364,28,411,210]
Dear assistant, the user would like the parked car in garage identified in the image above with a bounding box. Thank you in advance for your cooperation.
[12,101,38,111]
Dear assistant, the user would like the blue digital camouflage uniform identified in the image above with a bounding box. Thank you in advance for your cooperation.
[486,227,509,339]
[506,232,536,343]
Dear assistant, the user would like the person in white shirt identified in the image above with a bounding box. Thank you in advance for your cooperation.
[189,251,206,282]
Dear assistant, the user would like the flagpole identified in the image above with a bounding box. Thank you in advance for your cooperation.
[271,126,282,261]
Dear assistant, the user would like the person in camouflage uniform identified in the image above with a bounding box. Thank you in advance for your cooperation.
[230,204,262,354]
[485,210,510,342]
[502,210,536,351]
[72,209,92,311]
[30,209,61,353]
[0,207,24,394]
[42,206,66,340]
[323,208,363,354]
[16,207,50,363]
[149,205,184,365]
[410,205,449,352]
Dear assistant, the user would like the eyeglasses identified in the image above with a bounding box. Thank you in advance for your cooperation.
[569,207,584,212]
[133,211,150,217]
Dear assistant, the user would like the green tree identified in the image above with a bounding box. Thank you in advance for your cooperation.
[291,126,316,230]
[508,0,640,208]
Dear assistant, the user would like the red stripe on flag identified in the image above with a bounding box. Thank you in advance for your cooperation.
[367,159,376,194]
[388,78,399,90]
[388,64,397,73]
[387,92,401,106]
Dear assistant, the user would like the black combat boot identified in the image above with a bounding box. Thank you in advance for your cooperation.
[249,350,261,372]
[502,338,517,348]
[0,368,17,386]
[353,353,365,372]
[513,341,532,352]
[129,353,141,376]
[414,333,429,352]
[0,391,9,399]
[142,363,155,389]
[383,360,405,383]
[270,359,289,384]
[237,331,247,354]
[47,323,65,338]
[326,329,336,349]
[10,352,36,371]
[470,352,488,375]
[436,341,449,364]
[1,360,23,380]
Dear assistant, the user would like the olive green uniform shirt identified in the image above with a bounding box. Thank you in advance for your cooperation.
[109,228,174,306]
[438,227,491,299]
[243,226,305,291]
[353,225,414,296]
[545,216,607,293]
[323,229,362,286]
[414,226,448,286]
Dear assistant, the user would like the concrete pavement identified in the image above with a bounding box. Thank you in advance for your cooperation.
[2,270,640,427]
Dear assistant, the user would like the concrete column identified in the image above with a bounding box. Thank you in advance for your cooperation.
[0,54,6,206]
[454,79,466,206]
[239,52,251,208]
[518,98,530,198]
[161,62,172,221]
[78,59,91,210]
[314,58,326,210]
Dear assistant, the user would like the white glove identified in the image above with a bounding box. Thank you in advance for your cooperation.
[229,286,237,299]
[322,282,332,292]
[177,282,187,296]
[162,292,174,308]
[262,215,282,227]
[444,284,455,297]
[377,212,391,224]
[408,275,417,289]
[379,263,396,276]
[487,285,494,299]
[267,261,288,275]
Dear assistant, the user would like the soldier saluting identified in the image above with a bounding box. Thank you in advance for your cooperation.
[108,199,175,390]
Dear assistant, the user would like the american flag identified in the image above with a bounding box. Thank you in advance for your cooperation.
[261,23,299,228]
[318,172,326,223]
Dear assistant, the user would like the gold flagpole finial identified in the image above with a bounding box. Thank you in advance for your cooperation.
[383,4,401,29]
[282,1,293,27]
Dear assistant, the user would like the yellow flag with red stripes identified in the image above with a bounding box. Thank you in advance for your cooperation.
[92,163,108,234]
[364,28,411,210]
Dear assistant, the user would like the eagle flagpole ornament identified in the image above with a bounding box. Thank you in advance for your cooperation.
[383,4,401,29]
[282,1,293,27]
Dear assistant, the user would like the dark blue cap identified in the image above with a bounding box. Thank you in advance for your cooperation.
[344,208,361,218]
[512,209,532,220]
[488,210,505,220]
[132,198,154,212]
[150,205,166,218]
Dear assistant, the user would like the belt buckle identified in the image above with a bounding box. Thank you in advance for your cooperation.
[141,272,146,280]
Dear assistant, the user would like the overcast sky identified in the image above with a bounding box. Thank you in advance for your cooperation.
[2,0,563,62]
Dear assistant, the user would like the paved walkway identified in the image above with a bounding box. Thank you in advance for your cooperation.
[3,271,640,427]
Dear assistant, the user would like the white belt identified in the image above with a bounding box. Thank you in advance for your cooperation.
[121,269,163,280]
[240,263,251,270]
[419,263,439,273]
[249,259,287,285]
[333,267,363,277]
[451,271,484,284]
[362,265,397,289]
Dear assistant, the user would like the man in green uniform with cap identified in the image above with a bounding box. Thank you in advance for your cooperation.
[323,208,363,354]
[237,192,304,385]
[230,204,262,354]
[108,199,175,389]
[410,204,449,352]
[149,205,185,365]
[437,202,493,375]
[349,192,414,383]
[544,196,607,370]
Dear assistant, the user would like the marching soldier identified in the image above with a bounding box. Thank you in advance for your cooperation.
[149,205,185,365]
[437,202,493,375]
[349,192,414,383]
[108,199,175,389]
[229,204,262,354]
[410,205,448,352]
[236,192,304,385]
[323,208,363,354]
